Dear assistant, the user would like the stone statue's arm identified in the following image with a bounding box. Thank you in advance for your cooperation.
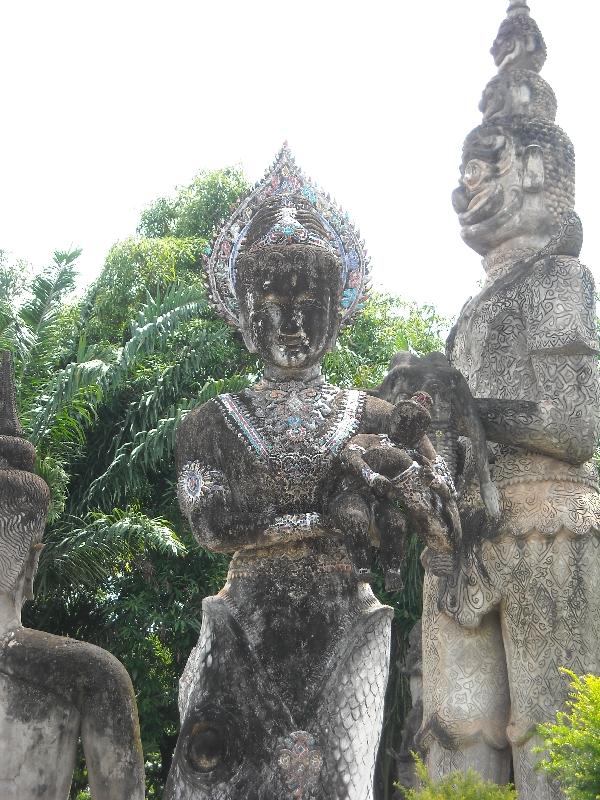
[338,433,393,497]
[175,402,275,552]
[79,648,145,800]
[473,259,600,465]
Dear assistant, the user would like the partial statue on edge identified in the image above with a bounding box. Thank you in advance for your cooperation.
[165,147,458,800]
[0,351,145,800]
[379,2,600,798]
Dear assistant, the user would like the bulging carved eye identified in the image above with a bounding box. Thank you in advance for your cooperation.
[464,161,482,185]
[186,722,227,773]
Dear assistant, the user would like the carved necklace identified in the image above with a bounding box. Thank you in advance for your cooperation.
[215,380,366,510]
[483,247,538,282]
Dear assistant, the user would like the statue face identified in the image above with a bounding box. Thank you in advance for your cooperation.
[491,17,546,73]
[451,128,553,257]
[238,247,340,370]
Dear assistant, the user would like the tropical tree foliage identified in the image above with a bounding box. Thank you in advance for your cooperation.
[537,670,600,800]
[3,167,446,797]
[398,755,516,800]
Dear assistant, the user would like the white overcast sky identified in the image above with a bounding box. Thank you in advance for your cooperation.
[0,0,597,320]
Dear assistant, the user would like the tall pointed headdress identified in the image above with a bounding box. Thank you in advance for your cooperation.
[205,144,370,328]
[458,1,580,262]
[480,0,555,123]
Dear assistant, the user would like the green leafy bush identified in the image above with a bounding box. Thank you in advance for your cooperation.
[398,756,516,800]
[538,669,600,800]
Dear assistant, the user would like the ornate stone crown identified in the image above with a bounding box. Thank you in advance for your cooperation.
[205,144,370,328]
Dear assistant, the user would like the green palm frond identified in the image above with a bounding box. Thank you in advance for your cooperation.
[0,307,36,364]
[117,324,244,445]
[29,359,110,443]
[17,250,81,383]
[35,455,70,523]
[19,250,79,335]
[36,508,185,597]
[110,284,207,385]
[28,283,207,448]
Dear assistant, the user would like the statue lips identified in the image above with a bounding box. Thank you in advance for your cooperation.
[457,183,505,226]
[277,332,311,363]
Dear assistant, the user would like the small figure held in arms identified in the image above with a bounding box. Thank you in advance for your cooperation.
[329,391,461,590]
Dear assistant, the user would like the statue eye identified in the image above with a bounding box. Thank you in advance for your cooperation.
[186,722,227,773]
[464,161,481,183]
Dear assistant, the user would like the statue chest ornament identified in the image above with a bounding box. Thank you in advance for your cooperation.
[215,383,366,510]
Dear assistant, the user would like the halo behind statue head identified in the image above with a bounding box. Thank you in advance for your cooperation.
[205,144,370,328]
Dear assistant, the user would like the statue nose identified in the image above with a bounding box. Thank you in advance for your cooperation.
[280,315,301,336]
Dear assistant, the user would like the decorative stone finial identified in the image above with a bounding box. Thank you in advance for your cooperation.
[507,0,530,17]
[0,351,35,472]
[0,351,22,437]
[479,3,553,123]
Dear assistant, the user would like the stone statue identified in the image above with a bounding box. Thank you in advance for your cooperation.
[329,391,458,590]
[0,351,145,800]
[394,622,424,793]
[378,352,501,520]
[380,3,600,798]
[165,148,458,800]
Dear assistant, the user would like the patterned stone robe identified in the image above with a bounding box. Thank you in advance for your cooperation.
[421,254,600,795]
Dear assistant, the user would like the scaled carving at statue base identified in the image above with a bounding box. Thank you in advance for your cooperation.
[381,3,600,798]
[0,352,145,800]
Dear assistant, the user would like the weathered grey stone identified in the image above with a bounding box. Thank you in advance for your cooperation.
[167,149,458,799]
[329,392,459,590]
[0,351,145,800]
[394,622,423,793]
[380,3,600,797]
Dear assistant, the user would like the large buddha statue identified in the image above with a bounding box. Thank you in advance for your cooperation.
[0,351,145,800]
[165,148,457,800]
[380,3,600,798]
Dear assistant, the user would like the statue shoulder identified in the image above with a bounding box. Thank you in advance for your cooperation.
[525,255,598,354]
[175,397,233,471]
[528,254,595,290]
[1,628,135,710]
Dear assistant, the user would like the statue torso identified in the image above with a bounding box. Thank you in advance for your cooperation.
[215,382,366,516]
[171,383,393,799]
[449,256,600,535]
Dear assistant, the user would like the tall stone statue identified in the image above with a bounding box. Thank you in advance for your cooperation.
[381,2,600,797]
[165,148,458,800]
[0,351,145,800]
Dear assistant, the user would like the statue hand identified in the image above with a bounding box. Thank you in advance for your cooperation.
[427,551,455,577]
[367,471,393,498]
[481,479,502,519]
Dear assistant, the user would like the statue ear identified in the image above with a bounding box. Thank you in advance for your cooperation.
[23,543,44,602]
[525,33,537,55]
[238,311,258,354]
[523,144,545,193]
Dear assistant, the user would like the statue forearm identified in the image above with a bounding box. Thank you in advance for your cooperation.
[81,664,145,800]
[189,506,275,553]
